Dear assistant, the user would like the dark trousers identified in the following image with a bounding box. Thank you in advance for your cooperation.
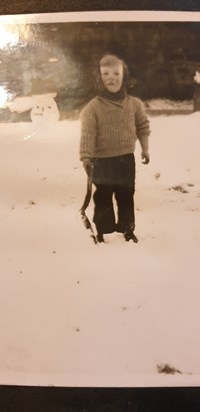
[93,184,135,235]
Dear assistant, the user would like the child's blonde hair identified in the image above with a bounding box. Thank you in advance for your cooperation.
[99,54,127,71]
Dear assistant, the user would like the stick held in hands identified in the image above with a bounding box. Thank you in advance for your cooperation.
[80,175,98,245]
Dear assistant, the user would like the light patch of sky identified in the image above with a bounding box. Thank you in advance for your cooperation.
[0,24,40,49]
[0,25,19,48]
[0,85,14,108]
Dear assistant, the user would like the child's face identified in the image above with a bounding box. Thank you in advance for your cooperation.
[100,62,124,93]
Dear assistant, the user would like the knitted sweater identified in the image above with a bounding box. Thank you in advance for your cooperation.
[80,95,150,160]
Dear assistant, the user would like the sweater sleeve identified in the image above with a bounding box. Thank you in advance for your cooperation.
[80,103,97,161]
[135,99,150,153]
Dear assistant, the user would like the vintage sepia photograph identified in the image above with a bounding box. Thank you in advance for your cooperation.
[0,11,200,387]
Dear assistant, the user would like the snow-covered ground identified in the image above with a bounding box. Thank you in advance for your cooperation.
[0,112,200,387]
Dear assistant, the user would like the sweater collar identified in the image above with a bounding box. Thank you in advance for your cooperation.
[97,93,127,108]
[98,86,127,101]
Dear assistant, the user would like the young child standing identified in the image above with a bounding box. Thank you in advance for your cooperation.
[80,54,150,243]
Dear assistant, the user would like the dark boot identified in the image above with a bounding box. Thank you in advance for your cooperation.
[97,232,104,243]
[124,231,138,243]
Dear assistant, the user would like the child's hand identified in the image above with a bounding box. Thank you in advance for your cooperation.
[82,158,94,176]
[141,151,150,164]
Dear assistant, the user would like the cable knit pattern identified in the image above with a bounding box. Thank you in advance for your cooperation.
[80,95,150,160]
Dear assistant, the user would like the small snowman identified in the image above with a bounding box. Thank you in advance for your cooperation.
[30,78,60,124]
[8,78,60,123]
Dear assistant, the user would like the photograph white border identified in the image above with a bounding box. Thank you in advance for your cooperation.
[0,11,200,25]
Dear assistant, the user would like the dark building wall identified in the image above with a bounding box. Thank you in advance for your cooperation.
[71,22,200,100]
[0,21,200,116]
